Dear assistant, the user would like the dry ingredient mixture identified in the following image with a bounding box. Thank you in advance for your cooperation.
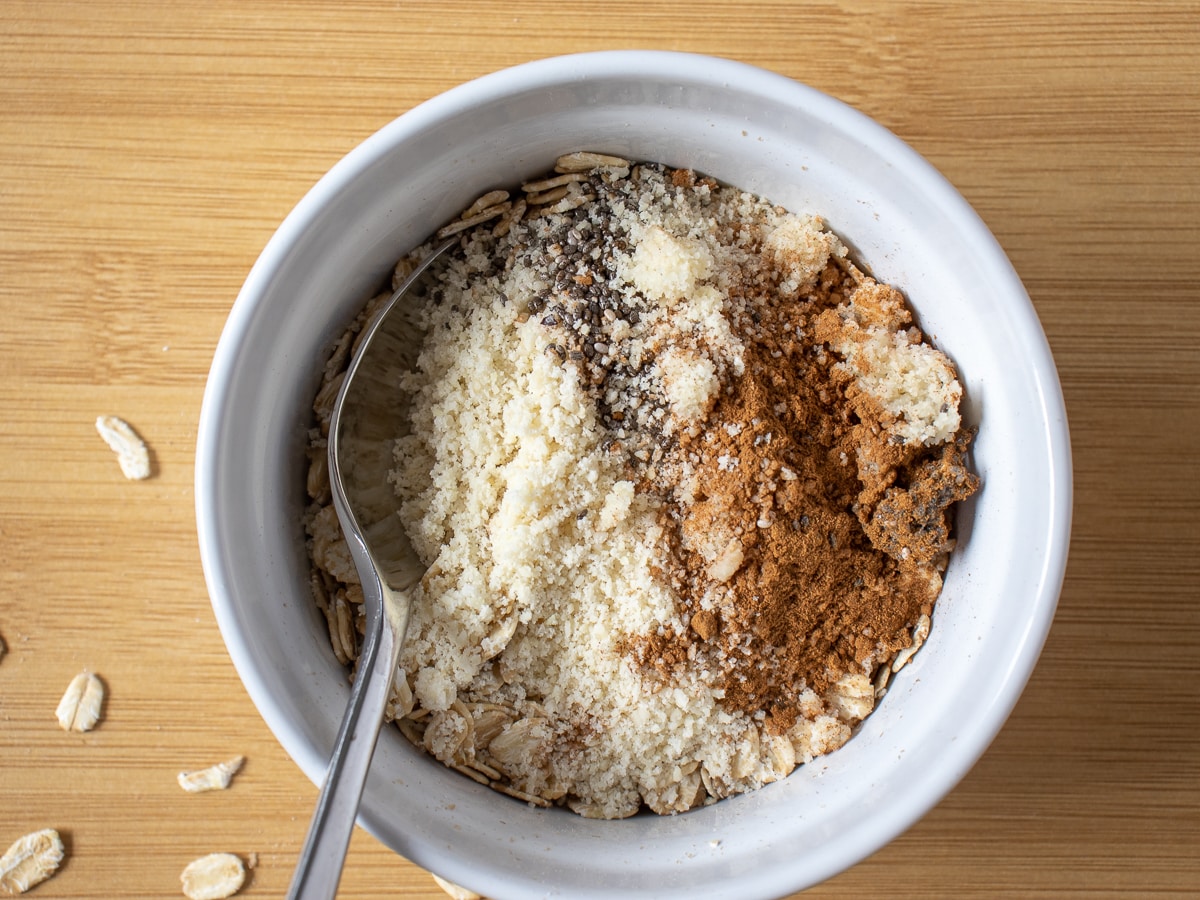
[304,153,979,818]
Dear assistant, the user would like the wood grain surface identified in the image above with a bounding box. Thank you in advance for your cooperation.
[2,2,1197,897]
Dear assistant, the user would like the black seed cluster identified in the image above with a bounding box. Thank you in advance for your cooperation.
[508,169,682,470]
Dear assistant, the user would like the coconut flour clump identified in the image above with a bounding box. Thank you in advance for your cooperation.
[303,155,979,818]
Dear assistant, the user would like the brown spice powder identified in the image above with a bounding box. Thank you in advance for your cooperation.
[635,260,978,734]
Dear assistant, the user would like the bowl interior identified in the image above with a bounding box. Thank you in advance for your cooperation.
[196,52,1070,900]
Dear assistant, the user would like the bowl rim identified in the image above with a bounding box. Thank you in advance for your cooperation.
[196,49,1073,898]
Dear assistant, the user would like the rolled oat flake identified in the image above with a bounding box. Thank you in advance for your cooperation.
[0,829,65,895]
[180,852,246,900]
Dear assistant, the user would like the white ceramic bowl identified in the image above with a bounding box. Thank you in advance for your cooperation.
[196,51,1071,899]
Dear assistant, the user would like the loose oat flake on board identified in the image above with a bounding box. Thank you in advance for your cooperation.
[431,873,483,900]
[55,671,105,733]
[0,829,64,896]
[177,756,245,793]
[94,415,151,480]
[180,853,246,900]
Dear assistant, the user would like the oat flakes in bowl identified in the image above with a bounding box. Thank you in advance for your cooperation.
[302,156,979,819]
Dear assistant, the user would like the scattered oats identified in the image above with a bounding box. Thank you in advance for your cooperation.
[436,202,511,239]
[521,172,590,193]
[554,151,630,172]
[465,757,503,782]
[333,592,357,663]
[485,718,546,771]
[523,184,570,206]
[827,672,875,722]
[451,762,491,786]
[492,782,552,807]
[0,829,64,895]
[912,612,932,645]
[545,192,595,215]
[431,873,482,900]
[461,189,509,219]
[492,198,526,237]
[891,613,932,674]
[481,615,519,660]
[873,660,893,699]
[177,756,245,793]
[180,853,246,900]
[55,671,104,732]
[306,449,329,504]
[766,733,797,777]
[95,415,151,480]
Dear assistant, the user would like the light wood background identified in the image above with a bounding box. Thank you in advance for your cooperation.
[2,2,1197,897]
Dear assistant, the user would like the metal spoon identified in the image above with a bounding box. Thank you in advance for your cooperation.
[287,238,454,900]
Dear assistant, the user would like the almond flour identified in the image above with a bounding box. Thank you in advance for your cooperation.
[304,158,978,818]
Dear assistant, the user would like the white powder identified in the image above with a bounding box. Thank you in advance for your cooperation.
[388,228,752,817]
[833,327,963,445]
[821,280,964,445]
[656,347,719,426]
[763,213,846,293]
[620,224,713,303]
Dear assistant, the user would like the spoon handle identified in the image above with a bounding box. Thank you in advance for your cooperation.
[286,582,408,900]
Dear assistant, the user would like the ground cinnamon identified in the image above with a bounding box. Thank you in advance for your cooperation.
[635,259,978,734]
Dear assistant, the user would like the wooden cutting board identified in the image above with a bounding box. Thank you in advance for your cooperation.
[2,2,1196,897]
